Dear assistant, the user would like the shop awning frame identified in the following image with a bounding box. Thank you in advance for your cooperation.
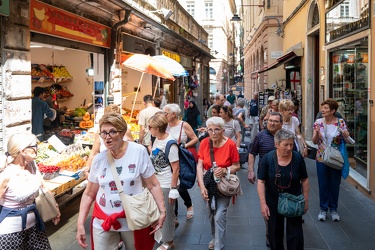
[256,49,303,74]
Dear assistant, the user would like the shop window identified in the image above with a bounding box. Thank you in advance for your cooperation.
[330,39,368,178]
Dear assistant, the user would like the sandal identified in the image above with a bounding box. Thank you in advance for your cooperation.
[156,242,175,250]
[186,206,194,219]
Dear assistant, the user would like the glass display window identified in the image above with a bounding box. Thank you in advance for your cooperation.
[330,39,368,178]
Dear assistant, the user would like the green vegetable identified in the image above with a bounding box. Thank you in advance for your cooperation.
[73,108,87,117]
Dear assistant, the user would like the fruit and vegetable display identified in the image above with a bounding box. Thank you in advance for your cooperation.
[122,107,139,123]
[32,64,54,80]
[31,64,72,82]
[36,142,91,177]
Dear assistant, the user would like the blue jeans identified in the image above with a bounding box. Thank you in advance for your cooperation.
[316,161,342,211]
[207,195,231,250]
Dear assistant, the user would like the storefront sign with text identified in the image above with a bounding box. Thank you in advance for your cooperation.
[30,0,110,48]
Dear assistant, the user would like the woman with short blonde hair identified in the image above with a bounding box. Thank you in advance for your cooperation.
[279,99,308,157]
[149,113,180,250]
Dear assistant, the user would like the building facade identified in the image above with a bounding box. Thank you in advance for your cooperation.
[242,0,374,199]
[179,0,237,95]
[0,0,211,151]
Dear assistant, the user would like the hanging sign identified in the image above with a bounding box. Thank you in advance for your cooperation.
[161,49,181,62]
[30,0,111,48]
[0,0,9,16]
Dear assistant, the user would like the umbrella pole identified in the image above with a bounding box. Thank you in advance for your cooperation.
[130,72,144,120]
[153,77,160,98]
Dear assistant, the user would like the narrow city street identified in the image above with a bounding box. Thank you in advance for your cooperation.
[47,158,375,250]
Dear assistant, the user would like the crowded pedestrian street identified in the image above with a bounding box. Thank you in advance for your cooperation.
[46,134,375,250]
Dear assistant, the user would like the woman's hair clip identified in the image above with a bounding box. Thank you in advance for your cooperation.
[5,152,10,157]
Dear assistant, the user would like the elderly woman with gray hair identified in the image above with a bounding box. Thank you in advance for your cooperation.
[257,129,309,250]
[163,103,198,221]
[196,117,240,250]
[0,132,60,249]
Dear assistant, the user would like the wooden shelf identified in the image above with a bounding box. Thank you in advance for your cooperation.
[32,77,73,83]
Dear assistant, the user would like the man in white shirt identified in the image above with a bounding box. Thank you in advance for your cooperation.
[138,95,161,152]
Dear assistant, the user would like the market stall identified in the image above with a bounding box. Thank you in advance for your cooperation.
[36,140,90,198]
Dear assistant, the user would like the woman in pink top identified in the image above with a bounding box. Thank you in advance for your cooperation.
[0,133,60,249]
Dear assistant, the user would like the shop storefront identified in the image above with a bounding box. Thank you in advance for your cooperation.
[30,0,109,126]
[28,0,111,196]
[325,0,370,188]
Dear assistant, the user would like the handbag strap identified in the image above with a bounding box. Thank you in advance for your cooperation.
[107,151,127,209]
[323,118,341,146]
[178,122,184,144]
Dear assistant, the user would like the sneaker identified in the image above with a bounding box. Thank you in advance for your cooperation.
[208,239,214,250]
[266,237,271,247]
[331,211,340,221]
[318,210,327,221]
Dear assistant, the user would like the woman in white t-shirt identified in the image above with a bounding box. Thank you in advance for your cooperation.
[279,99,308,157]
[219,106,242,148]
[149,113,180,250]
[164,104,198,220]
[76,112,166,250]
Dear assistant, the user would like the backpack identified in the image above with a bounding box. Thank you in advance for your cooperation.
[165,140,197,189]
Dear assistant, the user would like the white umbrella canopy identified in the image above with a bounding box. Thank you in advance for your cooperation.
[153,55,189,77]
[122,54,175,119]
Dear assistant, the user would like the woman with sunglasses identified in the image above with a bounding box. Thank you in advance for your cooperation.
[257,129,309,250]
[0,132,60,249]
[149,113,180,250]
[219,106,242,148]
[77,112,166,250]
[196,117,240,250]
[163,104,198,221]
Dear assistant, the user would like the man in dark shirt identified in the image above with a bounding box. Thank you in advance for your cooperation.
[32,87,55,141]
[226,90,236,108]
[247,112,283,247]
[247,112,283,183]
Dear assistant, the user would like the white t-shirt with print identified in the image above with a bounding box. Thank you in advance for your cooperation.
[150,135,179,188]
[89,142,155,231]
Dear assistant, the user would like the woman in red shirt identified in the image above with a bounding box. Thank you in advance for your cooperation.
[196,117,240,250]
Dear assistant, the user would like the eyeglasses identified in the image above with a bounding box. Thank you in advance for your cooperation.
[207,128,222,134]
[268,119,280,124]
[99,130,122,139]
[26,144,38,153]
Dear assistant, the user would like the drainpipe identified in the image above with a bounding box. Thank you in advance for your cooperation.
[106,9,131,106]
